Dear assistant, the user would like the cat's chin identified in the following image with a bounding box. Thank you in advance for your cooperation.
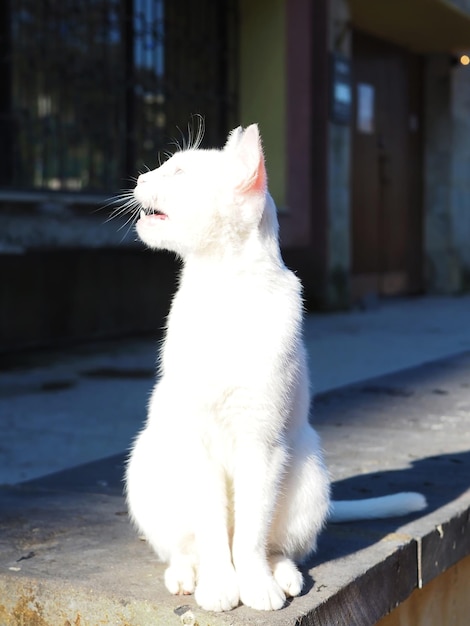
[136,209,170,244]
[136,219,165,249]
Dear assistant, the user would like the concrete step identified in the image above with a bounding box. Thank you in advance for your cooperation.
[1,353,470,625]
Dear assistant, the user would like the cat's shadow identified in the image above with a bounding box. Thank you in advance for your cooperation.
[24,445,469,594]
[303,448,470,571]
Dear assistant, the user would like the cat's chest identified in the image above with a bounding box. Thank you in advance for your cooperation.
[164,293,250,361]
[161,282,284,378]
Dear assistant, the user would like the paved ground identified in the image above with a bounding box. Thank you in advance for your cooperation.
[1,294,469,485]
[2,351,470,625]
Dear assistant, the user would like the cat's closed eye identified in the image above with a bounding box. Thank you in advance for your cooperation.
[163,167,183,177]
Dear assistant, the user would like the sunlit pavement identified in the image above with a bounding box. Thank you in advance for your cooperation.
[1,294,469,485]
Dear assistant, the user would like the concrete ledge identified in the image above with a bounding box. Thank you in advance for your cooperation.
[1,353,470,625]
[0,192,139,253]
[0,249,177,351]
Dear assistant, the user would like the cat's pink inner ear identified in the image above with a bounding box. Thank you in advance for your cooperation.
[236,124,267,193]
[248,154,267,193]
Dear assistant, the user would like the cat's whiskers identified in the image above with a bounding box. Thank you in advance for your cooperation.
[102,192,142,231]
[118,204,142,233]
[169,136,183,153]
[108,195,145,242]
[114,201,141,225]
[103,193,134,217]
[187,114,205,151]
[169,114,206,154]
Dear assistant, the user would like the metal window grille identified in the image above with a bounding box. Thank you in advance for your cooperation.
[0,0,238,192]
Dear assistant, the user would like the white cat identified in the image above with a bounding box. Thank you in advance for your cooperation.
[125,124,426,612]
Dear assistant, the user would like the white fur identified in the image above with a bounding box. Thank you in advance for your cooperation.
[125,124,426,612]
[330,492,427,523]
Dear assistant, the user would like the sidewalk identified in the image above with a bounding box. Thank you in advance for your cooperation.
[1,343,470,625]
[1,294,469,485]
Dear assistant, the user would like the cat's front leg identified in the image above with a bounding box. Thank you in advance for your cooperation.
[164,554,197,595]
[232,442,290,611]
[194,559,239,612]
[191,459,240,612]
[127,416,239,611]
[234,555,286,611]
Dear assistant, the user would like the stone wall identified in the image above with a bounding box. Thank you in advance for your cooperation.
[450,59,470,289]
[0,198,178,352]
[0,195,180,352]
[424,56,470,293]
[0,194,137,253]
[327,0,352,308]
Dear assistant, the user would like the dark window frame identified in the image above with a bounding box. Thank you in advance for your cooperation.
[0,0,238,194]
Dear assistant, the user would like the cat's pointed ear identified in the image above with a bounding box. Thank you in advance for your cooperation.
[224,126,243,150]
[232,124,267,194]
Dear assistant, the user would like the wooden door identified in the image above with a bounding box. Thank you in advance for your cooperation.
[351,32,423,300]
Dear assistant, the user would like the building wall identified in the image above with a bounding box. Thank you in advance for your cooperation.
[450,58,470,288]
[0,247,177,352]
[0,196,181,352]
[238,0,470,305]
[327,0,352,307]
[424,55,470,292]
[239,0,286,210]
[0,196,131,253]
[0,0,238,351]
[328,0,470,301]
[4,0,470,351]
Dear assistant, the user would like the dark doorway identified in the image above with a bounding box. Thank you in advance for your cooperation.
[351,31,424,300]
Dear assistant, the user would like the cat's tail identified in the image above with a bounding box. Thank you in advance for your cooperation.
[329,492,427,523]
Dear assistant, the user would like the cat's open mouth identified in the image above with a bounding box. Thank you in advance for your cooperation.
[140,208,168,221]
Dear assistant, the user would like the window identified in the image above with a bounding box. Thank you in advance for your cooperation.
[0,0,238,192]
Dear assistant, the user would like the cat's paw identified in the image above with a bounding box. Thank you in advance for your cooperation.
[164,561,196,595]
[271,557,304,597]
[238,572,286,611]
[195,566,239,612]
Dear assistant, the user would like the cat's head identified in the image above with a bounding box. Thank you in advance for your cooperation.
[133,124,277,258]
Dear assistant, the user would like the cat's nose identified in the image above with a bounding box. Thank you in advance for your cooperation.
[137,173,148,184]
